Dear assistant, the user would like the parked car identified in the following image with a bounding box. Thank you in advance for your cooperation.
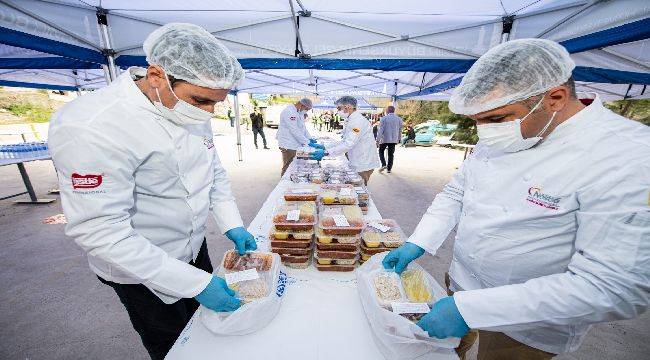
[402,122,458,146]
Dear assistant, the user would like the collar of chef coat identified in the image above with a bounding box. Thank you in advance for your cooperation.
[119,67,167,118]
[537,92,602,147]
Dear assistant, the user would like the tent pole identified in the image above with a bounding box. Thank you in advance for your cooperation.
[96,8,118,81]
[501,15,515,43]
[233,92,243,162]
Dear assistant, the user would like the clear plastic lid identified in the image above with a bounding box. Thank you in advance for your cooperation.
[346,173,364,186]
[284,184,319,201]
[362,219,407,248]
[272,201,317,228]
[296,146,315,159]
[220,250,274,272]
[269,225,314,240]
[372,270,407,308]
[315,226,361,244]
[319,184,358,205]
[400,268,436,305]
[318,205,364,234]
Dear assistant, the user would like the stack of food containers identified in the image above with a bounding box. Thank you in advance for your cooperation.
[372,268,436,322]
[270,197,317,269]
[360,219,406,264]
[355,186,370,214]
[219,250,275,303]
[315,204,364,271]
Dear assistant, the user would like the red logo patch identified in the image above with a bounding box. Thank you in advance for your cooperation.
[71,173,103,189]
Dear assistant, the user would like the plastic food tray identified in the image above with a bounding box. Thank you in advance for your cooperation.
[272,201,316,231]
[401,268,435,305]
[362,219,407,248]
[315,249,359,260]
[315,253,359,266]
[319,205,364,235]
[284,184,319,201]
[221,250,273,272]
[269,226,314,240]
[316,241,358,252]
[315,226,361,245]
[372,270,407,308]
[296,146,315,159]
[270,237,312,249]
[315,263,356,272]
[354,186,370,201]
[271,244,312,257]
[319,184,358,205]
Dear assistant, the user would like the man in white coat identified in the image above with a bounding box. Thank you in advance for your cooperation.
[276,98,314,176]
[384,38,649,359]
[309,96,381,184]
[48,24,257,359]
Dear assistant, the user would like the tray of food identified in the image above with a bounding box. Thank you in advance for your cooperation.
[272,201,316,230]
[229,277,270,303]
[269,226,314,241]
[316,226,361,245]
[279,253,312,269]
[319,184,358,205]
[400,268,435,304]
[315,263,356,272]
[362,219,407,248]
[316,241,358,252]
[271,244,312,257]
[296,146,316,160]
[346,173,365,186]
[319,205,364,235]
[221,250,274,272]
[372,270,407,308]
[284,184,319,201]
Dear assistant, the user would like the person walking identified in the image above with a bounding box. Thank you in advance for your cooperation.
[250,108,269,149]
[377,106,403,173]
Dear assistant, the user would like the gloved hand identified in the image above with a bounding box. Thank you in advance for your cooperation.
[308,142,325,150]
[225,227,257,255]
[308,138,318,145]
[194,276,241,312]
[382,242,425,274]
[309,149,326,161]
[417,296,470,339]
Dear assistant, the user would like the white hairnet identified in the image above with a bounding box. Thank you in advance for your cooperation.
[299,98,313,108]
[336,96,358,108]
[449,39,575,115]
[143,23,244,89]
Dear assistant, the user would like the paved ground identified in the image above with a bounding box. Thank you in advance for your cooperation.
[0,120,647,359]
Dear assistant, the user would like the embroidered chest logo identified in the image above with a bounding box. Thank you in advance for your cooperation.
[203,137,214,149]
[526,187,561,210]
[71,173,103,189]
[352,127,360,134]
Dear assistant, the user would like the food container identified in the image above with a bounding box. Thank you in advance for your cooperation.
[319,205,364,235]
[315,226,361,245]
[221,250,273,272]
[271,243,312,257]
[296,146,315,159]
[279,253,311,266]
[346,173,365,186]
[319,184,358,205]
[354,186,370,201]
[272,201,316,231]
[229,278,270,303]
[284,184,319,201]
[362,219,407,248]
[269,226,314,241]
[400,269,435,304]
[315,263,356,272]
[270,238,312,249]
[373,270,407,308]
[316,241,358,252]
[290,171,310,183]
[309,171,325,184]
[315,255,358,266]
[315,249,358,260]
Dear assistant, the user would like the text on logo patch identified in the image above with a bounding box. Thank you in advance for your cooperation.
[71,173,103,189]
[526,187,560,210]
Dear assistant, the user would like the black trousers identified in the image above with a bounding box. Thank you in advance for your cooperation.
[99,241,213,360]
[252,127,267,147]
[379,143,396,171]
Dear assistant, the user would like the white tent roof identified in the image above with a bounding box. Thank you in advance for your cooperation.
[0,0,648,100]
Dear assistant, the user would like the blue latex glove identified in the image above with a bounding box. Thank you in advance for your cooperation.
[225,227,257,255]
[194,276,241,312]
[308,142,325,150]
[309,149,326,161]
[308,138,318,145]
[382,242,425,274]
[417,296,470,339]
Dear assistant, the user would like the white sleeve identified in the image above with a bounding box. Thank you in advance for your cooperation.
[407,159,466,254]
[454,165,650,332]
[50,125,212,300]
[210,150,244,233]
[326,117,365,156]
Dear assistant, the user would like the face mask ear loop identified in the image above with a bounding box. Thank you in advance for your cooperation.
[536,111,557,138]
[521,95,545,123]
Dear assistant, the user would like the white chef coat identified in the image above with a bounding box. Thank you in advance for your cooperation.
[327,111,381,172]
[276,104,310,150]
[48,68,244,304]
[408,95,650,354]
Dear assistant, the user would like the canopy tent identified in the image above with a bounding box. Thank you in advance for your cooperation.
[313,96,377,110]
[0,0,648,102]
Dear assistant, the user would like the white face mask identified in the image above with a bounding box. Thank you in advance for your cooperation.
[154,70,214,126]
[476,96,556,153]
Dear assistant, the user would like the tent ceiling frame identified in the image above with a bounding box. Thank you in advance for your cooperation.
[1,0,101,50]
[597,48,650,71]
[288,0,307,57]
[238,74,317,94]
[535,0,600,39]
[348,70,421,88]
[309,14,487,58]
[320,78,392,96]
